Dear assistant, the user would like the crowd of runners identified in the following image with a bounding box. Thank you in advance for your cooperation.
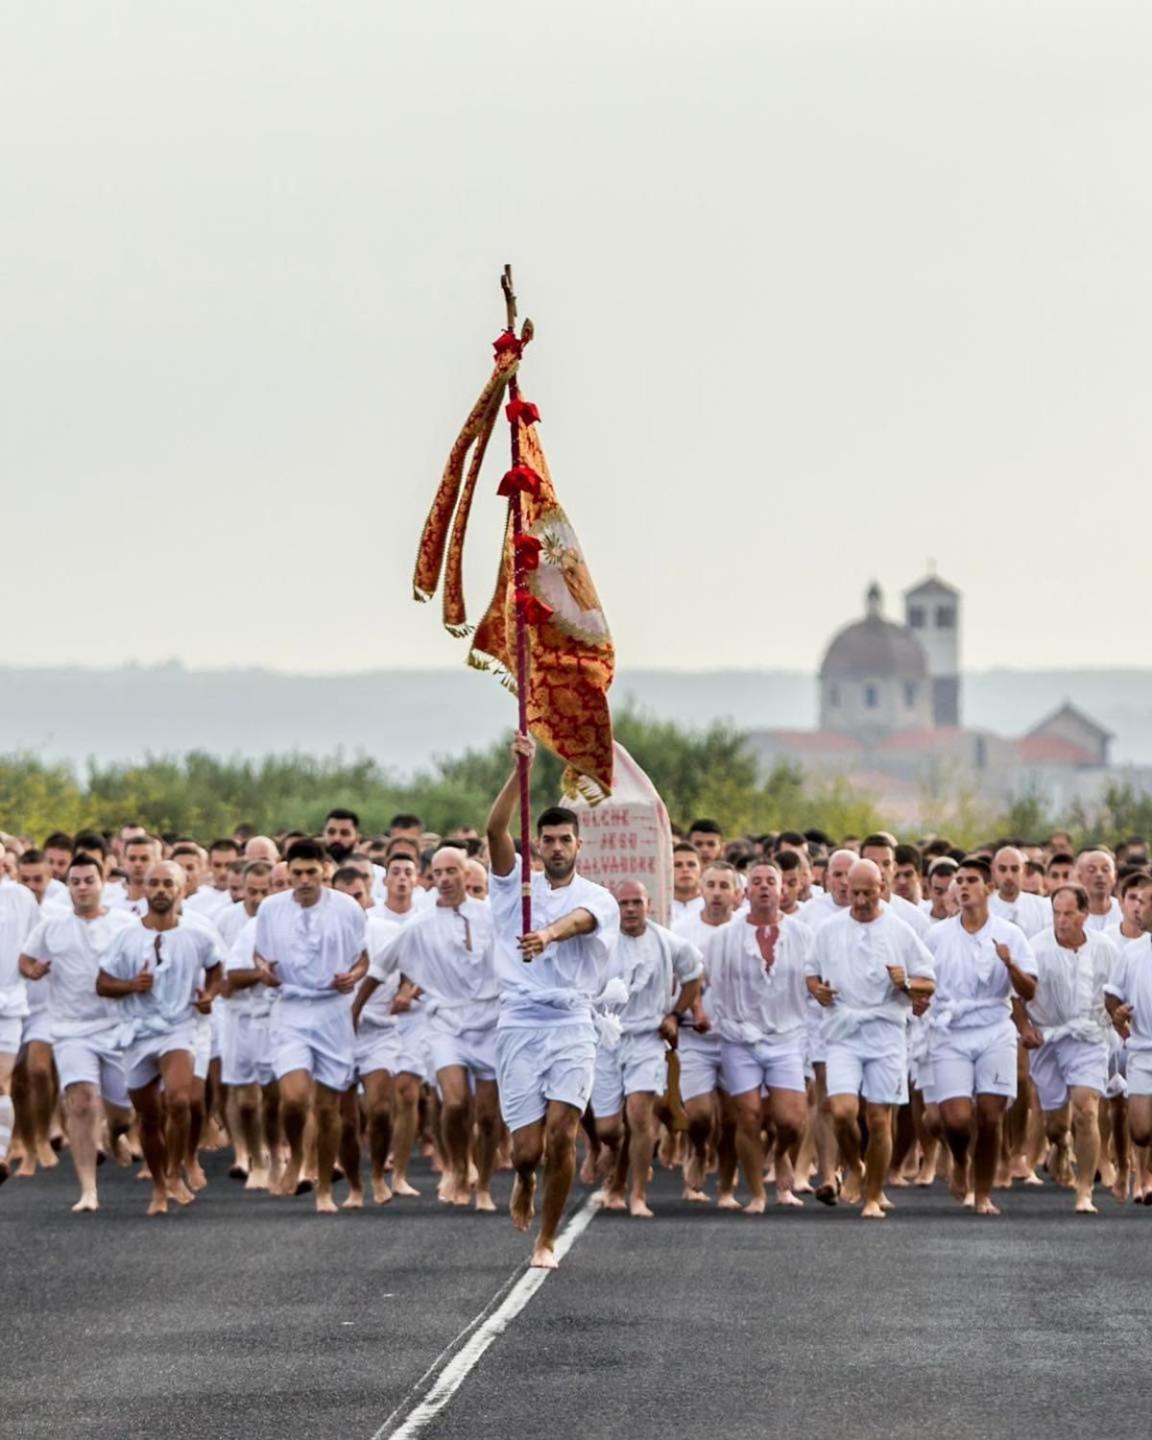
[2,734,1150,1265]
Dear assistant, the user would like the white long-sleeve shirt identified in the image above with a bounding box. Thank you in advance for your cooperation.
[1104,933,1152,1052]
[609,923,702,1035]
[369,899,497,1034]
[925,914,1036,1032]
[1028,928,1117,1044]
[705,913,812,1049]
[807,909,934,1048]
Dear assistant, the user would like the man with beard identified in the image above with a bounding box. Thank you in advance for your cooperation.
[323,809,361,865]
[486,735,620,1269]
[97,862,224,1216]
[989,847,1051,938]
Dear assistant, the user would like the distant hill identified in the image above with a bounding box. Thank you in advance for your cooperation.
[3,663,1151,773]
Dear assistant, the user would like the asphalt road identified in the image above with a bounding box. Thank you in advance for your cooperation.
[4,1155,1151,1440]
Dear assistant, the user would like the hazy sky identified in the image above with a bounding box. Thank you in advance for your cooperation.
[4,2,1150,673]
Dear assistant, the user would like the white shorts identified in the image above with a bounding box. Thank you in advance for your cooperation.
[429,1024,498,1084]
[826,1040,908,1106]
[806,1010,827,1067]
[355,1022,402,1080]
[1106,1029,1128,1099]
[0,1015,24,1056]
[1029,1036,1109,1112]
[928,1022,1019,1103]
[1127,1050,1152,1098]
[394,1010,431,1081]
[496,1022,597,1133]
[123,1022,198,1094]
[209,1009,223,1063]
[591,1032,667,1118]
[54,1033,130,1111]
[274,997,355,1092]
[677,1030,725,1102]
[221,1010,276,1088]
[719,1040,806,1098]
[21,1011,54,1049]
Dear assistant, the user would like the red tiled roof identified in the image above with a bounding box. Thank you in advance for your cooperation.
[1016,735,1097,766]
[758,730,861,754]
[876,727,968,752]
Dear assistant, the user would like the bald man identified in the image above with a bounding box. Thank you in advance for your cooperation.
[807,860,935,1218]
[97,863,225,1215]
[244,836,281,864]
[591,881,702,1217]
[989,848,1051,938]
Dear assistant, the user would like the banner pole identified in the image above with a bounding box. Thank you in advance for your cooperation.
[501,265,534,944]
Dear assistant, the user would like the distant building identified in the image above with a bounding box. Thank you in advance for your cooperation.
[748,575,1127,824]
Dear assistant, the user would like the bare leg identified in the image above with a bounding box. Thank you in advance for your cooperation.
[233,1084,267,1188]
[437,1066,473,1205]
[534,1102,581,1267]
[861,1103,893,1218]
[473,1079,499,1211]
[940,1096,975,1204]
[828,1094,864,1203]
[313,1083,342,1213]
[510,1119,543,1232]
[682,1094,714,1201]
[1070,1086,1102,1213]
[278,1069,313,1196]
[159,1051,195,1205]
[130,1078,170,1215]
[64,1082,103,1211]
[625,1092,657,1217]
[1110,1095,1131,1202]
[362,1070,394,1203]
[972,1094,1007,1215]
[184,1076,208,1192]
[769,1089,807,1206]
[391,1072,422,1196]
[338,1088,364,1208]
[716,1091,740,1208]
[593,1111,627,1209]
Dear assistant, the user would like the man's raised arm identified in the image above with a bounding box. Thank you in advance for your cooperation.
[486,733,535,879]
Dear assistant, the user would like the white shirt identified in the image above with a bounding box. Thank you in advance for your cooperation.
[609,923,702,1035]
[1105,933,1152,1052]
[254,889,367,1001]
[224,917,278,1020]
[671,895,705,924]
[1028,928,1117,1044]
[706,913,812,1048]
[185,887,233,921]
[0,881,44,1019]
[888,892,931,938]
[799,891,847,930]
[489,867,619,1028]
[807,908,935,1048]
[216,901,253,948]
[101,920,226,1034]
[1085,899,1124,933]
[369,899,497,1034]
[22,907,137,1038]
[925,914,1036,1032]
[989,890,1052,939]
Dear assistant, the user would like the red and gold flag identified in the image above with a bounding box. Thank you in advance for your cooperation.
[413,330,615,802]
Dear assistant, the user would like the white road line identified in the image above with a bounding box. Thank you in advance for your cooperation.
[370,1195,600,1440]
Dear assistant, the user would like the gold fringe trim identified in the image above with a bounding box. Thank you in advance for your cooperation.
[466,646,519,694]
[413,585,433,604]
[446,622,474,639]
[562,764,611,807]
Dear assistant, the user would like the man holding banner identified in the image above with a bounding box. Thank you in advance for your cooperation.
[486,734,621,1269]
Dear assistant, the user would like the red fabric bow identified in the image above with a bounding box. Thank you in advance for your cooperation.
[497,464,542,498]
[513,534,542,571]
[505,396,541,425]
[492,331,523,357]
[515,588,554,625]
[755,925,780,971]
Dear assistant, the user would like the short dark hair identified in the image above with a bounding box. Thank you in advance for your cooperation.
[389,813,423,832]
[775,850,802,873]
[74,830,109,857]
[325,808,361,829]
[286,839,327,865]
[956,856,992,883]
[171,844,201,861]
[124,835,157,852]
[332,865,367,888]
[927,857,958,880]
[537,807,579,836]
[775,831,807,850]
[18,848,45,866]
[1046,851,1075,872]
[1119,869,1152,898]
[42,831,74,852]
[688,818,722,837]
[1051,882,1089,912]
[894,844,922,873]
[67,853,104,877]
[673,841,700,857]
[243,860,274,879]
[210,838,240,856]
[861,834,894,855]
[385,838,420,864]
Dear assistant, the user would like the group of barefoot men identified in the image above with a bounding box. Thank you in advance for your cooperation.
[2,735,1150,1266]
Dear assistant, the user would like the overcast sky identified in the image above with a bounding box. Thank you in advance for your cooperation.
[3,2,1149,674]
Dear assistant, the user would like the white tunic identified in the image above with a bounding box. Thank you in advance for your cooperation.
[0,881,44,1019]
[1104,933,1152,1053]
[370,899,497,1034]
[1085,899,1123,933]
[671,896,705,924]
[22,908,137,1038]
[925,914,1036,1032]
[101,921,226,1034]
[254,889,367,1001]
[706,914,812,1049]
[609,923,702,1034]
[989,891,1052,939]
[489,868,619,1029]
[1028,928,1116,1044]
[807,909,935,1049]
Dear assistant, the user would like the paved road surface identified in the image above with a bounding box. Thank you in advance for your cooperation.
[4,1154,1150,1440]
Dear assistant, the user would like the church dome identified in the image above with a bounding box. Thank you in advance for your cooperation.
[819,583,928,681]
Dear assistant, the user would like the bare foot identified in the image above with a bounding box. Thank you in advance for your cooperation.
[71,1190,100,1213]
[185,1161,208,1192]
[949,1169,969,1205]
[742,1196,767,1215]
[278,1162,302,1196]
[1022,1170,1044,1187]
[510,1174,536,1232]
[963,1191,975,1209]
[629,1198,654,1218]
[888,1173,910,1188]
[776,1189,804,1208]
[914,1165,936,1187]
[372,1176,393,1205]
[716,1191,742,1211]
[146,1190,168,1216]
[113,1135,133,1168]
[136,1163,152,1182]
[530,1242,558,1269]
[974,1198,1001,1216]
[341,1189,364,1210]
[578,1153,598,1185]
[682,1186,710,1204]
[684,1153,706,1193]
[1112,1172,1130,1204]
[37,1142,60,1169]
[245,1168,270,1192]
[879,1192,895,1212]
[598,1189,627,1212]
[315,1192,339,1215]
[14,1156,37,1179]
[1075,1195,1098,1215]
[814,1181,839,1207]
[860,1200,886,1219]
[475,1190,497,1213]
[392,1178,421,1198]
[167,1178,196,1207]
